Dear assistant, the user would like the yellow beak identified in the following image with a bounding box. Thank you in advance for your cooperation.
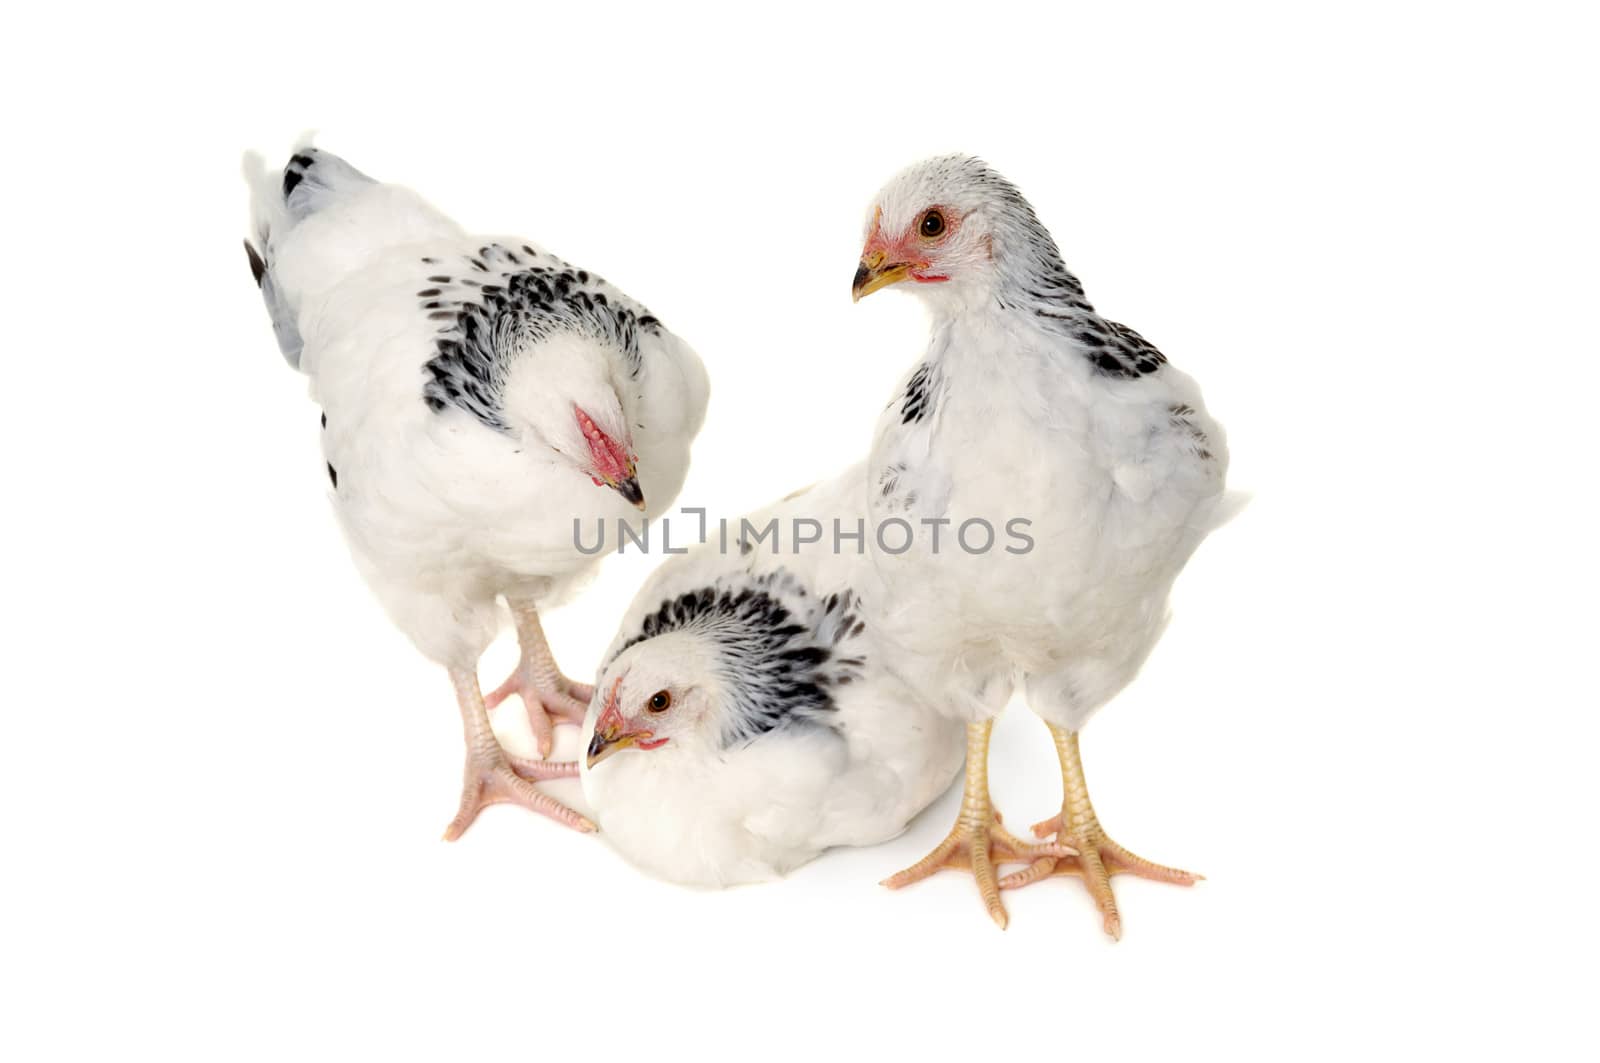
[852,249,912,302]
[586,722,650,769]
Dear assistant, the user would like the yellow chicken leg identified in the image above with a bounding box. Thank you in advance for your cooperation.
[999,725,1200,939]
[882,720,1075,929]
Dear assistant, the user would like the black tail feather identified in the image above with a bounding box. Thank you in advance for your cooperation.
[244,239,267,287]
[284,152,316,198]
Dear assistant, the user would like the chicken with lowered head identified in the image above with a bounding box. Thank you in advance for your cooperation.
[243,144,708,839]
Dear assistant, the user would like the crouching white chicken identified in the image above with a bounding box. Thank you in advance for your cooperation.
[242,144,708,838]
[577,469,977,886]
[852,155,1237,934]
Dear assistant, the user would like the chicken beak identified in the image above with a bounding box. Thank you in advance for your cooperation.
[613,474,646,511]
[852,249,912,302]
[586,683,652,769]
[596,469,646,510]
[585,723,643,769]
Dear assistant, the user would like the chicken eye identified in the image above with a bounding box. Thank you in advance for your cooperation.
[646,690,672,713]
[919,210,946,239]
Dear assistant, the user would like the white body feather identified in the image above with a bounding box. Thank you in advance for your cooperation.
[868,310,1229,731]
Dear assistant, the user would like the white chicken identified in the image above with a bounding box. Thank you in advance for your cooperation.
[577,469,979,886]
[852,155,1234,934]
[243,145,708,839]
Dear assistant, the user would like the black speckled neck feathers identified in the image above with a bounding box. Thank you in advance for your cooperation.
[968,163,1170,380]
[614,572,866,748]
[419,243,662,433]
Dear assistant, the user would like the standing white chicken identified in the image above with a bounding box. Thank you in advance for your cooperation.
[852,155,1232,934]
[243,145,708,839]
[577,469,982,886]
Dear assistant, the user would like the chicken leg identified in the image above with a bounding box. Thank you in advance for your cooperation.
[442,665,594,840]
[881,720,1075,929]
[999,725,1200,939]
[484,600,596,757]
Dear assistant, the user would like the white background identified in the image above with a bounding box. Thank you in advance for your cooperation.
[4,2,1596,1059]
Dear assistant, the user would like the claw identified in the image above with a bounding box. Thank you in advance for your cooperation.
[505,753,580,781]
[1000,725,1201,938]
[443,664,593,841]
[881,721,1073,929]
[485,605,596,758]
[443,753,594,841]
